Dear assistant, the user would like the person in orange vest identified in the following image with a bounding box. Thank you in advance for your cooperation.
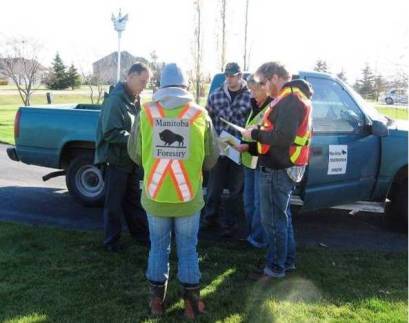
[242,62,313,279]
[128,63,219,319]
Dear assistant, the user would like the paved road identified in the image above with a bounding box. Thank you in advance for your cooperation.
[0,144,406,252]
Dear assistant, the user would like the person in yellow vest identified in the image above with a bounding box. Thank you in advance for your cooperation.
[242,62,313,280]
[235,76,272,248]
[128,63,219,319]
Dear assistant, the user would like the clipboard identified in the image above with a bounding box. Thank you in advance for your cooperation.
[218,130,241,165]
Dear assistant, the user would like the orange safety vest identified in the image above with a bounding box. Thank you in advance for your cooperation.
[257,87,312,166]
[142,102,205,202]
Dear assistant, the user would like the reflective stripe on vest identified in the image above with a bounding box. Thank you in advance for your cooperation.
[144,102,200,202]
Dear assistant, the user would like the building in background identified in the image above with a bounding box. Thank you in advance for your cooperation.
[92,51,148,84]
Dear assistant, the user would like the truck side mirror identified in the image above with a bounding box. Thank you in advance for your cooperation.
[371,120,389,137]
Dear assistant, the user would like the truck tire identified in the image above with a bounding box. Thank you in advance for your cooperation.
[66,154,105,207]
[386,177,408,230]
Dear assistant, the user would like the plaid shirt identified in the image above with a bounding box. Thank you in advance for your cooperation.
[206,81,251,137]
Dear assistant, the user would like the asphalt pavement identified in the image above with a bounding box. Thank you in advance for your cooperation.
[0,144,406,252]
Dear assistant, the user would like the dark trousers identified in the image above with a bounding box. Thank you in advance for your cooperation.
[203,156,244,227]
[103,164,148,246]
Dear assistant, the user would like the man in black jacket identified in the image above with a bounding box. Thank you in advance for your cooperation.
[243,62,313,279]
[95,63,150,252]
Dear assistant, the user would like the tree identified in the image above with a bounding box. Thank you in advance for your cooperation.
[373,74,387,102]
[389,71,408,91]
[354,64,376,99]
[66,64,81,90]
[337,70,348,83]
[0,37,44,106]
[313,59,329,73]
[149,50,164,92]
[83,71,108,105]
[243,0,249,71]
[220,0,227,71]
[192,0,204,103]
[46,53,70,90]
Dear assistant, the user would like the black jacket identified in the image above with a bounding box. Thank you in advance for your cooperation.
[251,79,313,169]
[95,82,140,172]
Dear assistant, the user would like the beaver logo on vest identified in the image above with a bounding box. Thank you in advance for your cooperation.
[153,118,190,160]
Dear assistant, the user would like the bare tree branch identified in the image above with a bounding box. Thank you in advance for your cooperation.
[0,37,44,106]
[81,69,109,105]
[192,0,204,104]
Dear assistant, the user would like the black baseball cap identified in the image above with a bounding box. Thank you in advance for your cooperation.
[224,62,241,76]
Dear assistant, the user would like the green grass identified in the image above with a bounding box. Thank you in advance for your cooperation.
[367,100,408,121]
[0,222,407,322]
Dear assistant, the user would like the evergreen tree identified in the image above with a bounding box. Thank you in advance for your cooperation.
[354,64,375,99]
[313,59,329,73]
[46,53,70,90]
[373,74,387,102]
[337,70,348,83]
[67,64,81,90]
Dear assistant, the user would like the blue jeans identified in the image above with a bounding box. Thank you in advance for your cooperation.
[259,168,296,274]
[146,212,201,285]
[243,168,266,247]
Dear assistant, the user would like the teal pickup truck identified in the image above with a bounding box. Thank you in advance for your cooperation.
[7,71,408,225]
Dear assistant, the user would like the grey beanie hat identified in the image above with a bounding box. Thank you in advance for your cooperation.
[160,63,188,88]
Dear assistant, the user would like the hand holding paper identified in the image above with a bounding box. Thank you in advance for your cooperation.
[219,117,256,140]
[219,117,246,133]
[242,126,256,141]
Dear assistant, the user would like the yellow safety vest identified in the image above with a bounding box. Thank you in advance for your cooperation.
[140,101,206,203]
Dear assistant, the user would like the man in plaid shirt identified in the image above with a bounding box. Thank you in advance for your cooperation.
[202,62,251,237]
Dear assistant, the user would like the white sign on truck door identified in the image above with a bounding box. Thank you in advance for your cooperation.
[328,145,348,175]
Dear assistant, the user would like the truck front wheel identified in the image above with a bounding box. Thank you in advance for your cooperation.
[66,154,105,207]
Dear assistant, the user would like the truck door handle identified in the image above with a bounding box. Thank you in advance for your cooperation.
[311,147,323,156]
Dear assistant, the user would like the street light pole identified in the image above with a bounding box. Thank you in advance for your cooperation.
[111,9,128,83]
[117,31,121,83]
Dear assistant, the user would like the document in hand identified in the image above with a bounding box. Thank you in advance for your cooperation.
[218,130,241,165]
[219,117,246,133]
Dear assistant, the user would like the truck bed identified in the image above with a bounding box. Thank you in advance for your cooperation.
[15,104,100,169]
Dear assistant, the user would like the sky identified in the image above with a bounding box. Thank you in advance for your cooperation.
[0,0,408,83]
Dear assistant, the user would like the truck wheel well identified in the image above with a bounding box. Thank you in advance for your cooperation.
[60,141,95,169]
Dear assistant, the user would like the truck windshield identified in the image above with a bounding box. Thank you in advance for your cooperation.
[343,83,389,124]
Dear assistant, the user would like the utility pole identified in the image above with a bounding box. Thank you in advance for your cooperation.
[111,9,128,83]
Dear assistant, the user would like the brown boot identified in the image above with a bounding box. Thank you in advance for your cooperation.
[183,285,206,320]
[149,281,167,316]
